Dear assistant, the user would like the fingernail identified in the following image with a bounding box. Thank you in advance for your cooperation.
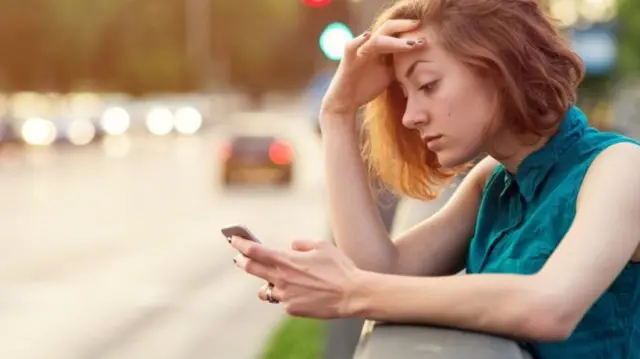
[406,40,416,46]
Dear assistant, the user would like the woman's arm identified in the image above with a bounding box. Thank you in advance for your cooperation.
[320,114,397,273]
[391,156,497,276]
[349,143,640,342]
[323,111,497,275]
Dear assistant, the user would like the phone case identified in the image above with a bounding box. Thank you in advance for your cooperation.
[221,225,262,244]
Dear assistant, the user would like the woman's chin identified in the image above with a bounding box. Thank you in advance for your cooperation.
[435,150,478,169]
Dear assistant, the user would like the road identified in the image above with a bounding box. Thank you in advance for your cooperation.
[0,112,328,359]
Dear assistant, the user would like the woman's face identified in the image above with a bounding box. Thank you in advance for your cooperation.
[393,27,499,168]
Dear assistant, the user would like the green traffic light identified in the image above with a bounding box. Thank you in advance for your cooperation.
[319,22,354,61]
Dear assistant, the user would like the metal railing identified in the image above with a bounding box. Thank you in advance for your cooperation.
[349,177,533,359]
[353,322,533,359]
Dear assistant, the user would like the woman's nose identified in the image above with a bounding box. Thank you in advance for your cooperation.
[402,101,429,129]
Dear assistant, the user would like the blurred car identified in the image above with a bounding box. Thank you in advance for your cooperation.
[109,96,208,137]
[220,135,294,186]
[16,116,104,147]
[0,117,21,146]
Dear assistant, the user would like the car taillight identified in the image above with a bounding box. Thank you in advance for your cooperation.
[219,142,231,161]
[269,141,292,165]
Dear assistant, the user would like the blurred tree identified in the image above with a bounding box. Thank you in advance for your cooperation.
[94,0,191,94]
[211,0,309,106]
[0,0,192,94]
[0,0,51,91]
[0,0,130,92]
[616,0,640,76]
[575,0,640,130]
[0,0,353,96]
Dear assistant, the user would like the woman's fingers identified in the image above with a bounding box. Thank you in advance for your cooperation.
[357,18,425,58]
[291,238,321,252]
[258,283,283,303]
[230,236,290,267]
[375,19,421,37]
[356,35,425,58]
[234,254,276,283]
[343,31,372,60]
[344,19,424,61]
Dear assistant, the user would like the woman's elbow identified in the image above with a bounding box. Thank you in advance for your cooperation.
[511,290,579,342]
[517,307,575,342]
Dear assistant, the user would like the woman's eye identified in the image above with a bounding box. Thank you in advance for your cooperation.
[419,80,439,93]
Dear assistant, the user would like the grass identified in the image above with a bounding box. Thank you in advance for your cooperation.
[259,316,326,359]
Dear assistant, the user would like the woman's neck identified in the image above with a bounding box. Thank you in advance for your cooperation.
[488,131,552,174]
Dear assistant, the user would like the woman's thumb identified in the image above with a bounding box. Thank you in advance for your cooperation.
[290,238,319,252]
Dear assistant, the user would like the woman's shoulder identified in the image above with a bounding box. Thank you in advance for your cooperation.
[535,138,640,210]
[559,132,640,187]
[466,155,501,192]
[577,141,640,197]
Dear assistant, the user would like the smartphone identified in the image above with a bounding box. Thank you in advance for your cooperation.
[221,224,262,244]
[223,225,273,286]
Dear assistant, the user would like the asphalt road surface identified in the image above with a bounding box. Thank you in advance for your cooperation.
[0,111,328,359]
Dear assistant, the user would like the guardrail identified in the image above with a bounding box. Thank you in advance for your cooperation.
[349,175,535,359]
[324,172,533,359]
[353,322,533,359]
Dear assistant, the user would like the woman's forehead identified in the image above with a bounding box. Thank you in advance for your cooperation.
[393,49,428,72]
[393,45,435,77]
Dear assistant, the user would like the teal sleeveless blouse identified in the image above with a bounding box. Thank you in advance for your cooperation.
[466,106,640,358]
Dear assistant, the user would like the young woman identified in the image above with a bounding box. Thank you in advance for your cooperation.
[230,0,640,357]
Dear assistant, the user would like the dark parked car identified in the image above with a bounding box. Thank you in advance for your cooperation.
[219,135,294,186]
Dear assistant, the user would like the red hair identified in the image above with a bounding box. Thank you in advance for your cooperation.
[361,0,585,200]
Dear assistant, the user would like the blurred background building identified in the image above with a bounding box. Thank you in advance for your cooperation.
[541,0,639,134]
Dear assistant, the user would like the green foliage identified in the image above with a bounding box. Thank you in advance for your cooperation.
[617,0,640,76]
[212,0,316,95]
[259,317,325,359]
[0,0,308,94]
[0,0,190,93]
[3,0,636,95]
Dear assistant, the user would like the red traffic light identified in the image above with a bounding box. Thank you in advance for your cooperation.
[302,0,332,7]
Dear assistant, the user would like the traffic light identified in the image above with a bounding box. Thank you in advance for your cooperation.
[299,0,353,61]
[302,0,332,7]
[319,22,354,61]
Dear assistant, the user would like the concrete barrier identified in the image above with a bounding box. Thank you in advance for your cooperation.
[323,188,399,359]
[353,322,533,359]
[350,176,534,359]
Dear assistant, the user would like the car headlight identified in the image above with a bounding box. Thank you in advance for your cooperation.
[20,117,57,146]
[67,119,96,146]
[174,107,203,135]
[101,107,130,135]
[145,108,174,136]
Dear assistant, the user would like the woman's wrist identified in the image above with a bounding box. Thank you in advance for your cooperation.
[343,268,377,318]
[319,106,358,130]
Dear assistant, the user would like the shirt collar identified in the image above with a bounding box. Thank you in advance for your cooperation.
[502,105,588,202]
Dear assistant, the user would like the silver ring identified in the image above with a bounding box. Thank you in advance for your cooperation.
[265,286,279,304]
